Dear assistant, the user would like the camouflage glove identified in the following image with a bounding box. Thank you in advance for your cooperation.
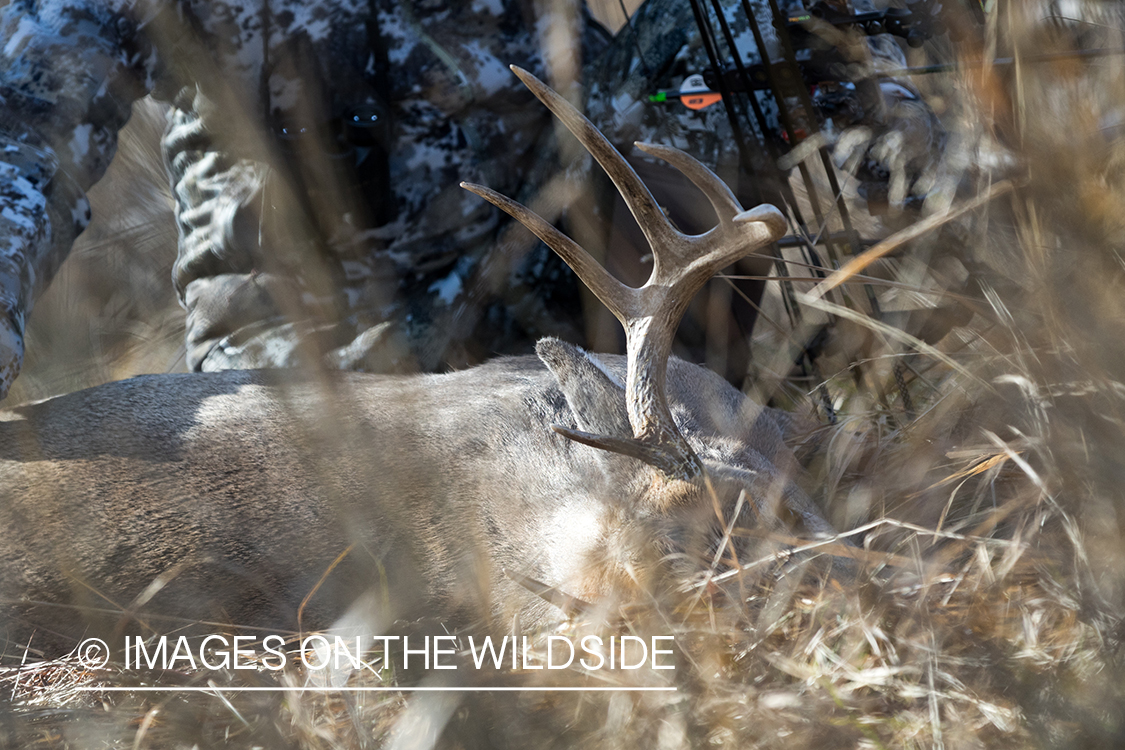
[0,314,24,402]
[834,81,946,215]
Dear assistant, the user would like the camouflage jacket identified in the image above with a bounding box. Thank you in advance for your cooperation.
[0,0,938,397]
[0,0,613,388]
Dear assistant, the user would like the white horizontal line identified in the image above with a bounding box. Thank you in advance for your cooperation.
[73,686,676,693]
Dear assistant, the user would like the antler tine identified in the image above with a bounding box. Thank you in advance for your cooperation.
[615,180,784,481]
[634,142,743,222]
[460,181,634,320]
[462,69,787,482]
[509,65,677,254]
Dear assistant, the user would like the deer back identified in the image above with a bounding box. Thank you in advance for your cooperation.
[0,343,827,654]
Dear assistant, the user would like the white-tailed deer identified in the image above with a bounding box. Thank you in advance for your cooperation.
[0,68,834,660]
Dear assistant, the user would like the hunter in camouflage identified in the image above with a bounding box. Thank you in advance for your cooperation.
[0,0,609,394]
[586,0,943,210]
[0,0,941,400]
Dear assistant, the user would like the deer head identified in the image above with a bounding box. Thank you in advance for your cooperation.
[463,66,787,483]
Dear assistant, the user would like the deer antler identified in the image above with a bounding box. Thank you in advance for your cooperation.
[461,66,786,480]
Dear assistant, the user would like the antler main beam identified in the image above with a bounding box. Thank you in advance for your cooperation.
[462,65,787,480]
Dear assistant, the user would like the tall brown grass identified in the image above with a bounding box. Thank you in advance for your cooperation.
[2,2,1124,749]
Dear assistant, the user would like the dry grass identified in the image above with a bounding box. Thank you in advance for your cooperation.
[3,1,1125,748]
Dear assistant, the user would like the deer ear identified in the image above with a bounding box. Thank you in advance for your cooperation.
[536,338,631,437]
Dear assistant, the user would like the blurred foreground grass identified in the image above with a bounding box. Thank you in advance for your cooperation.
[8,97,185,406]
[2,2,1125,749]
